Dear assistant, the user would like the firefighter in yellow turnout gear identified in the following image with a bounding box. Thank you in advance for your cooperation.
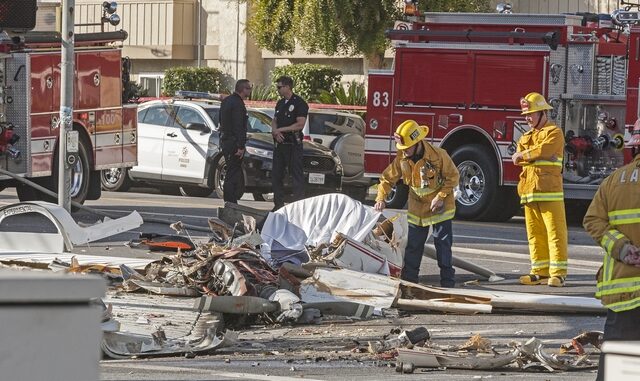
[374,120,460,287]
[583,120,640,381]
[512,92,568,287]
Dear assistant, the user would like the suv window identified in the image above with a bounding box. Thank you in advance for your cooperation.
[248,111,272,133]
[308,113,363,136]
[174,107,207,128]
[141,105,172,126]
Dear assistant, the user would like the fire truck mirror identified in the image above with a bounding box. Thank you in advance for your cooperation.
[0,0,37,32]
[67,131,79,153]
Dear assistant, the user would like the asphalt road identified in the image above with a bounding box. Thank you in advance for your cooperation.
[0,188,605,380]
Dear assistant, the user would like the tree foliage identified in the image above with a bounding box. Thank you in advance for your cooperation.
[247,0,400,62]
[245,0,492,68]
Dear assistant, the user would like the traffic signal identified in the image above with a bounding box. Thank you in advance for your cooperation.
[0,0,38,32]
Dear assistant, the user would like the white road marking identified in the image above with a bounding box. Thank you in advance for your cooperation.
[456,234,600,251]
[453,246,602,268]
[101,362,326,381]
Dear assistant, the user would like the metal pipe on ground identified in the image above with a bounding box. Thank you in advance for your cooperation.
[423,244,505,282]
[395,298,493,314]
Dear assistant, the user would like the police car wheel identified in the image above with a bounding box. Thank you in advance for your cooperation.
[213,156,227,199]
[100,167,132,192]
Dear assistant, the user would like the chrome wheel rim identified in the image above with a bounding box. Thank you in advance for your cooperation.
[103,168,122,186]
[70,158,84,197]
[457,160,485,207]
[217,162,227,192]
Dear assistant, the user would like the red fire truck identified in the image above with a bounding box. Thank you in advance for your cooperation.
[365,10,639,221]
[0,1,137,204]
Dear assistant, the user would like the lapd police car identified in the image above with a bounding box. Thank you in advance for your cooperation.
[100,92,343,199]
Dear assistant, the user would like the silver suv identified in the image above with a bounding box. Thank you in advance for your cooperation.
[303,110,370,200]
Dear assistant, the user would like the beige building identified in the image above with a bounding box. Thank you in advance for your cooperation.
[42,1,630,95]
[491,0,619,13]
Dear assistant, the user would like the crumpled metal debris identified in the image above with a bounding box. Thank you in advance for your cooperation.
[101,328,238,359]
[559,331,604,355]
[395,334,599,374]
[368,326,430,354]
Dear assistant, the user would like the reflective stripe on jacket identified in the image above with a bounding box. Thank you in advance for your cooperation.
[376,141,460,227]
[583,156,640,312]
[516,123,565,204]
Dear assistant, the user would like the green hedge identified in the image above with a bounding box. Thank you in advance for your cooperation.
[162,67,224,96]
[271,64,342,101]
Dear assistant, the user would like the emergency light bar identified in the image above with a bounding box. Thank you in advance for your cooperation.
[386,29,559,50]
[174,90,221,101]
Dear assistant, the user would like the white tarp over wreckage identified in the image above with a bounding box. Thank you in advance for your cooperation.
[260,193,382,251]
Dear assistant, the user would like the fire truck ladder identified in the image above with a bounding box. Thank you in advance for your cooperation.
[386,29,559,50]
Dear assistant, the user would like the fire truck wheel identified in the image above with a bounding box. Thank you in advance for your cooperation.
[67,139,91,205]
[451,144,500,221]
[15,182,41,202]
[384,183,409,209]
[100,167,132,192]
[491,186,521,222]
[179,185,213,198]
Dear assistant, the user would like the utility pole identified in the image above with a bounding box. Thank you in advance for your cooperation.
[59,0,75,211]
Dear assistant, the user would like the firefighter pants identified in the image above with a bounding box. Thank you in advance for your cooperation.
[222,151,243,204]
[596,307,640,381]
[524,201,568,278]
[402,220,455,287]
[272,142,304,210]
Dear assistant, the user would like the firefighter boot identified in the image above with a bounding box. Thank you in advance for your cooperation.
[519,274,549,285]
[547,276,565,287]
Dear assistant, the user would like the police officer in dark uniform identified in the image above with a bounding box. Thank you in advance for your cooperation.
[271,76,309,210]
[218,79,252,203]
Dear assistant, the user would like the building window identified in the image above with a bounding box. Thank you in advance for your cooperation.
[139,74,164,97]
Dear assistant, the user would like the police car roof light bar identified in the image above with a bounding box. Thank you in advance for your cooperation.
[174,90,221,101]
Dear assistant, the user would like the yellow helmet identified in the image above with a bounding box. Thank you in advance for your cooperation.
[394,120,429,150]
[520,92,553,115]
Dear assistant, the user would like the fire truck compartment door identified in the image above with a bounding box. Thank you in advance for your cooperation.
[396,49,547,108]
[365,72,394,174]
[161,105,210,183]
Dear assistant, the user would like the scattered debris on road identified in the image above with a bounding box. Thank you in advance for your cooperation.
[0,197,607,372]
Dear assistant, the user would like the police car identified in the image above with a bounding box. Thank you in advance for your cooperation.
[100,92,343,199]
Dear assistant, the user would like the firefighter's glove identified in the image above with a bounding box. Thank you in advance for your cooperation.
[621,244,640,266]
[430,197,444,213]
